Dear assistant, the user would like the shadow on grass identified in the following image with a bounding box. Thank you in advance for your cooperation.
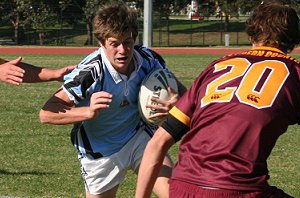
[0,169,54,176]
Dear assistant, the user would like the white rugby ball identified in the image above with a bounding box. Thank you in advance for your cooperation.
[138,68,178,126]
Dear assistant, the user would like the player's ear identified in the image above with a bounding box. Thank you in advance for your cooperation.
[248,36,254,43]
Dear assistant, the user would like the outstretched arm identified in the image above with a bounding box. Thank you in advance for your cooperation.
[0,57,76,85]
[135,127,175,198]
[19,60,76,83]
[0,57,25,85]
[22,64,76,83]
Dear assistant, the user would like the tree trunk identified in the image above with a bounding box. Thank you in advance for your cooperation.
[14,14,20,44]
[86,16,93,45]
[39,32,45,45]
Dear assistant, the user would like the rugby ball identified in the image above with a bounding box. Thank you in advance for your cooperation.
[138,68,178,126]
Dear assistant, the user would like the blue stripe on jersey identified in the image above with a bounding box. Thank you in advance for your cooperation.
[64,46,168,157]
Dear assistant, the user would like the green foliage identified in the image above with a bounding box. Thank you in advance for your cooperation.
[1,0,300,46]
[27,3,56,30]
[0,17,249,47]
[235,0,261,14]
[0,52,299,197]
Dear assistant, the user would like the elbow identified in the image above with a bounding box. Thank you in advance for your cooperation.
[149,127,175,153]
[39,109,51,124]
[147,137,167,154]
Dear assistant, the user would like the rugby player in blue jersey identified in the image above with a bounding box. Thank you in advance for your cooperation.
[136,1,300,198]
[39,2,186,198]
[0,57,75,85]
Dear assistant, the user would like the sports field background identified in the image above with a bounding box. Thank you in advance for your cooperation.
[1,46,300,55]
[0,47,299,198]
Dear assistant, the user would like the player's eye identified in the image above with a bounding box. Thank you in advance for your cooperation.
[110,42,120,47]
[122,39,133,47]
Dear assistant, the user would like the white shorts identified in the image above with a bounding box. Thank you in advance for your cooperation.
[78,129,151,195]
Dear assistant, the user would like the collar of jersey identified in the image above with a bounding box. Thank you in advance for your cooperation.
[251,46,285,54]
[100,48,141,84]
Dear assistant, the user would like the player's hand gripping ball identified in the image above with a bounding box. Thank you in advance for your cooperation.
[138,68,178,125]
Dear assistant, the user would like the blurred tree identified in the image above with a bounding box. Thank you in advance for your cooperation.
[134,0,190,19]
[217,0,260,31]
[59,0,119,45]
[1,0,300,46]
[58,0,84,27]
[0,0,32,44]
[82,0,107,45]
[26,0,58,45]
[0,0,59,45]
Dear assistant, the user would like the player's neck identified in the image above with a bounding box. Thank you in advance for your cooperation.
[123,60,135,78]
[252,43,264,48]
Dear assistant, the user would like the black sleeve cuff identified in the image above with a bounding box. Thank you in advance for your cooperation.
[161,115,189,142]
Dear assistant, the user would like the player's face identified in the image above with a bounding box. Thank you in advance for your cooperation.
[101,33,135,76]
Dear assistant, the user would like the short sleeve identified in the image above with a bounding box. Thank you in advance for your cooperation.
[63,60,103,104]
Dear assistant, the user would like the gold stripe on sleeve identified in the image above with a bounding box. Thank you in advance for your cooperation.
[169,106,191,127]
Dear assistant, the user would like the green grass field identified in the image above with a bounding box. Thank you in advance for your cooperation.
[0,53,299,197]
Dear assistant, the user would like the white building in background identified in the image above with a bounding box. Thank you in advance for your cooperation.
[188,0,205,21]
[188,0,199,19]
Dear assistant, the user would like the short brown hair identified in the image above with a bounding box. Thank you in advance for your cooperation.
[246,1,300,53]
[93,3,138,43]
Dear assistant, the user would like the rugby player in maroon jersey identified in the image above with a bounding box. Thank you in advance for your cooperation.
[136,1,300,198]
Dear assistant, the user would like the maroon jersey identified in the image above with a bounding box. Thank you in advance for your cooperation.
[163,46,300,191]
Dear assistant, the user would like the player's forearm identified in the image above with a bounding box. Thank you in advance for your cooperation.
[135,128,174,198]
[39,105,92,125]
[35,67,59,82]
[135,142,165,198]
[20,63,57,82]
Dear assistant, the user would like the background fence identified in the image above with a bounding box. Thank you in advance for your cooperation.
[0,17,250,47]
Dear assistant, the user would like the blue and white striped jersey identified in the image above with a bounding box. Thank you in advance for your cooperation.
[63,45,167,157]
